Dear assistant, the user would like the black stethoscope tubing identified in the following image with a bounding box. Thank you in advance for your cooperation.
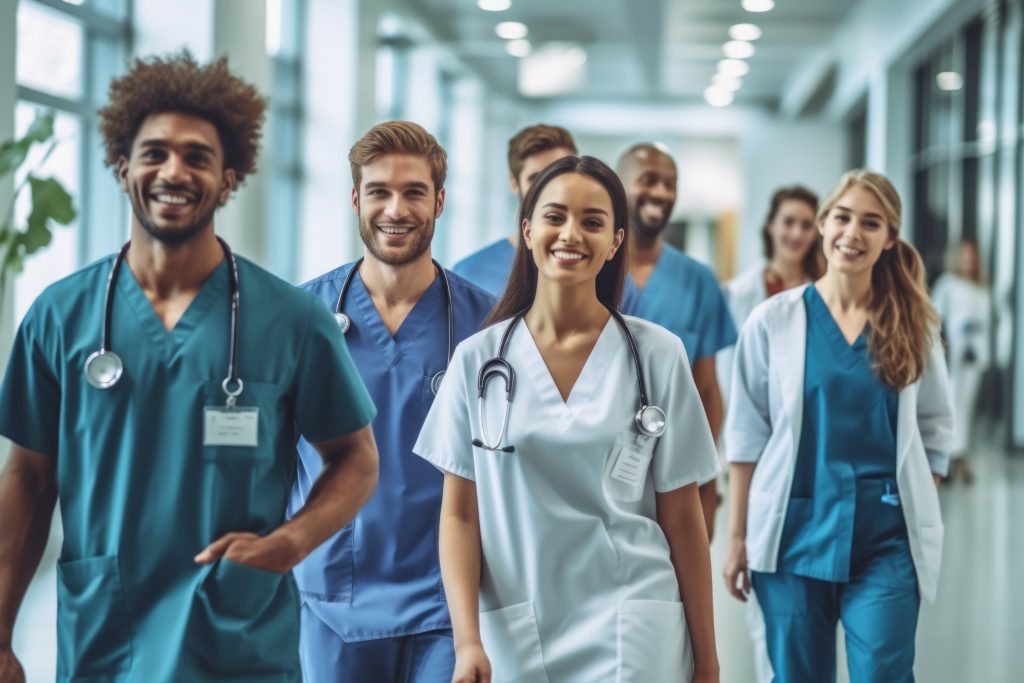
[334,257,454,395]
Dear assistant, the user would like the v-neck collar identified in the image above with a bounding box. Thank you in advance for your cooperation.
[806,285,866,369]
[511,315,618,433]
[350,269,444,369]
[117,259,229,361]
[632,243,669,295]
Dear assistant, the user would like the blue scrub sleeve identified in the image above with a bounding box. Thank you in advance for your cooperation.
[290,299,377,444]
[0,305,60,456]
[724,309,772,463]
[413,344,476,481]
[652,337,722,491]
[917,334,954,476]
[696,271,738,359]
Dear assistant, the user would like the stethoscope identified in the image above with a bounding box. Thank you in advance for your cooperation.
[472,307,667,453]
[84,238,244,406]
[334,257,454,396]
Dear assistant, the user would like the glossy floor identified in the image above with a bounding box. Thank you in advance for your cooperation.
[13,437,1023,682]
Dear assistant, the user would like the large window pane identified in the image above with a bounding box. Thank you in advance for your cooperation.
[16,1,84,100]
[12,103,82,324]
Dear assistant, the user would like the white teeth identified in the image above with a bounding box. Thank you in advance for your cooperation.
[837,245,862,256]
[379,226,412,235]
[552,250,585,261]
[155,194,189,205]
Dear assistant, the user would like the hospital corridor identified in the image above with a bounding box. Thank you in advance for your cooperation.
[2,0,1024,682]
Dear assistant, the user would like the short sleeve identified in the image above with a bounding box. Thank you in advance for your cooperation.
[0,306,61,456]
[725,310,772,463]
[695,271,738,359]
[291,299,376,443]
[413,343,476,481]
[652,337,722,492]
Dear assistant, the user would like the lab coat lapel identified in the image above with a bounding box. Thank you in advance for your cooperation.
[895,382,917,477]
[772,286,808,452]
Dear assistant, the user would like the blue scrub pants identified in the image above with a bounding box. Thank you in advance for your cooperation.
[751,482,920,683]
[299,605,455,683]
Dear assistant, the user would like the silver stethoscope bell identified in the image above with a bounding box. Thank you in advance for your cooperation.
[335,312,352,334]
[430,370,445,396]
[84,350,124,389]
[636,405,667,438]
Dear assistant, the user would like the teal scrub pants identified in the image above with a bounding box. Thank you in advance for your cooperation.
[299,605,455,682]
[752,483,920,683]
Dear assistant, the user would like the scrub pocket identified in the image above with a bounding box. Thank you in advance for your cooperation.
[479,601,549,682]
[293,522,354,603]
[186,558,300,675]
[56,555,133,678]
[603,431,656,502]
[617,599,692,682]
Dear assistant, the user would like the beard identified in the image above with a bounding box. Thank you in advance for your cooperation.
[130,192,216,246]
[358,212,435,266]
[630,197,672,240]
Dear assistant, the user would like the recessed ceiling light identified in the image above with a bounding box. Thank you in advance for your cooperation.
[704,86,735,107]
[718,59,750,77]
[477,0,511,11]
[742,0,775,12]
[729,23,762,41]
[723,40,755,59]
[936,71,964,91]
[496,21,528,40]
[506,39,532,57]
[712,74,743,91]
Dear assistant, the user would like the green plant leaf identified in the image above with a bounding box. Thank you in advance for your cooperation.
[29,176,76,224]
[0,111,55,177]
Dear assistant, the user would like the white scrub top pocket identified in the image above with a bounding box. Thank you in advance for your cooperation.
[479,601,550,683]
[617,599,692,682]
[604,431,656,502]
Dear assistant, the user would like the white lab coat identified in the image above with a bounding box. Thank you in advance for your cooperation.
[725,285,954,602]
[717,263,767,408]
[932,273,992,455]
[415,315,721,682]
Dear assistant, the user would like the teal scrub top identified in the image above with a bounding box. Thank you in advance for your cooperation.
[621,244,737,365]
[0,253,376,682]
[777,285,899,582]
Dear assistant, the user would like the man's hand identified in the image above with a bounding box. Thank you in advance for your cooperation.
[0,647,25,683]
[194,531,302,574]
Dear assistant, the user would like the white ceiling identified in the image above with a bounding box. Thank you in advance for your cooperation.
[401,0,855,108]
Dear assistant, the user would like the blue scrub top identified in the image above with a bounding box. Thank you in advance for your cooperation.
[621,244,737,365]
[452,238,515,297]
[777,285,899,582]
[0,254,376,682]
[290,264,495,642]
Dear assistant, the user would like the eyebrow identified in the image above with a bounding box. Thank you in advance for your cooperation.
[139,139,216,156]
[540,202,609,216]
[364,180,431,191]
[835,204,883,220]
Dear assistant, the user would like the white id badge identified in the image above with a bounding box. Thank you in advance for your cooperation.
[203,406,259,447]
[610,446,649,486]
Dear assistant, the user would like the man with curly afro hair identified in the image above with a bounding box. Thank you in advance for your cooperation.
[0,52,380,683]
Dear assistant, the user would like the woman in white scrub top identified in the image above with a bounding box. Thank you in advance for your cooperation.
[415,156,721,683]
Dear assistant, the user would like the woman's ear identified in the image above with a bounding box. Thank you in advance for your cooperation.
[607,228,625,261]
[522,218,532,249]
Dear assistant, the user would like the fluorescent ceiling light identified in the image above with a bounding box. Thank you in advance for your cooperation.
[742,0,775,12]
[729,23,762,41]
[477,0,511,11]
[723,40,755,59]
[718,59,750,77]
[712,74,742,91]
[506,39,532,57]
[704,86,735,107]
[496,21,528,40]
[519,42,587,97]
[936,71,964,91]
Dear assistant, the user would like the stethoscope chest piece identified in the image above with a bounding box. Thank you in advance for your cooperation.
[335,312,352,334]
[430,370,445,396]
[636,405,666,437]
[84,350,124,389]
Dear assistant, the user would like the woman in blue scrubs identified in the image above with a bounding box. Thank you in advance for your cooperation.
[723,170,953,682]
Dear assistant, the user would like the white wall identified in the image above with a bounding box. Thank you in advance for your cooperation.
[134,0,213,59]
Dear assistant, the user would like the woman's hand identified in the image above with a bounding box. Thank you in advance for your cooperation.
[722,535,751,602]
[451,641,491,683]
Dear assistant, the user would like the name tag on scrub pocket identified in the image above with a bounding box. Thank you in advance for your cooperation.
[610,444,650,487]
[203,406,259,447]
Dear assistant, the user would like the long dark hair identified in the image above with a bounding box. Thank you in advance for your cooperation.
[484,155,629,326]
[761,185,824,279]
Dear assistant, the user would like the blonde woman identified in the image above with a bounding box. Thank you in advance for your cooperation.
[723,170,953,681]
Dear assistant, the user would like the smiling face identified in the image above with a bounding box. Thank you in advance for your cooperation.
[769,198,818,266]
[511,146,575,199]
[523,172,623,290]
[118,112,234,245]
[353,153,444,267]
[621,149,677,238]
[819,184,895,277]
